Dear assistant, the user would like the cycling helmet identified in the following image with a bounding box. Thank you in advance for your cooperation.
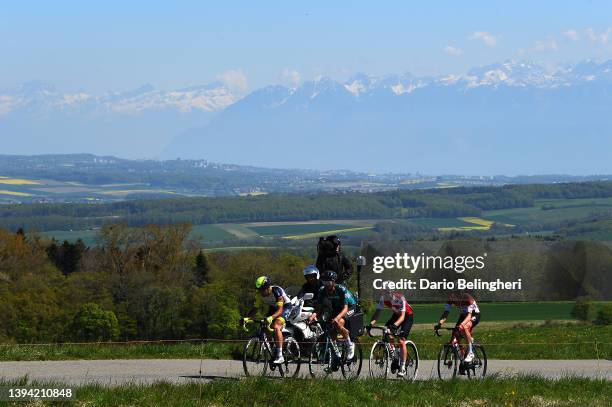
[303,265,319,279]
[255,276,271,289]
[321,270,337,282]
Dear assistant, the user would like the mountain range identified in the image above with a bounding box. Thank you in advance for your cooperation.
[2,60,612,174]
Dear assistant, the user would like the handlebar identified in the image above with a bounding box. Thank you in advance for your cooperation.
[366,325,390,337]
[434,326,455,337]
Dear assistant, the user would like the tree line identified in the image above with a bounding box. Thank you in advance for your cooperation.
[1,181,611,232]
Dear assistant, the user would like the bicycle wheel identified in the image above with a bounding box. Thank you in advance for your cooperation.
[243,337,269,377]
[282,337,301,378]
[341,340,362,380]
[309,340,334,378]
[467,344,487,379]
[403,340,419,381]
[369,341,389,378]
[437,344,458,380]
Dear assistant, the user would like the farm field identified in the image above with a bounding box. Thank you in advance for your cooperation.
[482,197,612,226]
[36,196,612,245]
[42,220,379,245]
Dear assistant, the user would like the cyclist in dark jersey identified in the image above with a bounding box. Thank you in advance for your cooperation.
[308,270,357,359]
[369,289,414,377]
[254,276,292,364]
[436,292,481,362]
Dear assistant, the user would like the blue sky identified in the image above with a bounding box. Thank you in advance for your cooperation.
[2,1,612,92]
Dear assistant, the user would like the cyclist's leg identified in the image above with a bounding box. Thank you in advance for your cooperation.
[397,314,414,364]
[273,317,285,358]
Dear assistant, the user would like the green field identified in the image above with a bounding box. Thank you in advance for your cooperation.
[249,223,354,236]
[408,301,580,324]
[483,197,612,226]
[2,376,609,406]
[190,224,237,242]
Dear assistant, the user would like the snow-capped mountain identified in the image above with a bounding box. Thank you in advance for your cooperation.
[2,60,612,174]
[0,80,239,117]
[164,60,612,175]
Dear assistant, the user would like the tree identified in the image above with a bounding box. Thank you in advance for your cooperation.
[70,303,119,341]
[194,251,210,286]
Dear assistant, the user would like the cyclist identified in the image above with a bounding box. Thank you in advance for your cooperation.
[435,292,481,363]
[297,265,323,307]
[254,276,293,364]
[369,289,414,377]
[308,270,357,359]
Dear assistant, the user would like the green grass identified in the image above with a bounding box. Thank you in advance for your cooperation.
[2,377,609,406]
[1,322,610,361]
[249,223,354,236]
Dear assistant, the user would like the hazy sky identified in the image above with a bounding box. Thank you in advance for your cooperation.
[2,1,612,92]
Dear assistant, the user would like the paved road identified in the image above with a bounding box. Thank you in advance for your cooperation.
[0,359,610,386]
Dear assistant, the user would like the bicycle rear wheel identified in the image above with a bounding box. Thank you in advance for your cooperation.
[437,344,458,380]
[341,340,362,379]
[369,341,389,379]
[282,337,301,378]
[243,337,269,377]
[467,344,487,379]
[403,340,419,381]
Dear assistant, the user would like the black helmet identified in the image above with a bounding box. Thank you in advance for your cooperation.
[321,270,337,282]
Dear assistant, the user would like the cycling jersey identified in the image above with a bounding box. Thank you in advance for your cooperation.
[317,284,356,313]
[262,285,291,308]
[376,293,413,316]
[444,293,480,316]
[262,285,293,322]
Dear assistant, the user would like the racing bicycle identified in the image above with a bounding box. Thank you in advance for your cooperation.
[435,325,487,380]
[242,318,301,378]
[308,322,362,379]
[367,325,419,380]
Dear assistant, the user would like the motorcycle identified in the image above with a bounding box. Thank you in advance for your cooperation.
[284,293,323,343]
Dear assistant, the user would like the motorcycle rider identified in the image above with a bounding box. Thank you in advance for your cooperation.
[308,270,357,359]
[297,265,323,307]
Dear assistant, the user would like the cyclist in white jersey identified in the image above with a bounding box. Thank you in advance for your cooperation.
[436,292,481,363]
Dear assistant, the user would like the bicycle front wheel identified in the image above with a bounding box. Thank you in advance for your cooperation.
[341,340,362,380]
[404,340,419,381]
[282,337,301,378]
[243,337,269,377]
[467,344,487,379]
[437,344,458,380]
[369,341,389,379]
[309,340,334,378]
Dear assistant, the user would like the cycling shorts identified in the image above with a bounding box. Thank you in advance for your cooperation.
[456,313,480,332]
[385,314,414,338]
[266,305,293,324]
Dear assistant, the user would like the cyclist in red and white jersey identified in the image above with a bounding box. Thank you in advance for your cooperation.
[436,292,481,362]
[369,289,414,377]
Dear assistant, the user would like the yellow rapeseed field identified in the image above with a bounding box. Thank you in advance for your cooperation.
[0,177,40,185]
[0,189,32,196]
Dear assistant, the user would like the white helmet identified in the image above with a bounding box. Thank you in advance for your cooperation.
[303,265,319,279]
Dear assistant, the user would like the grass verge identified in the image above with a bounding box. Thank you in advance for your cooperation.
[1,376,610,406]
[0,322,610,361]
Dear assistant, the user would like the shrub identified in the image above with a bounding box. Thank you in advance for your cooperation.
[571,299,594,321]
[595,303,612,325]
